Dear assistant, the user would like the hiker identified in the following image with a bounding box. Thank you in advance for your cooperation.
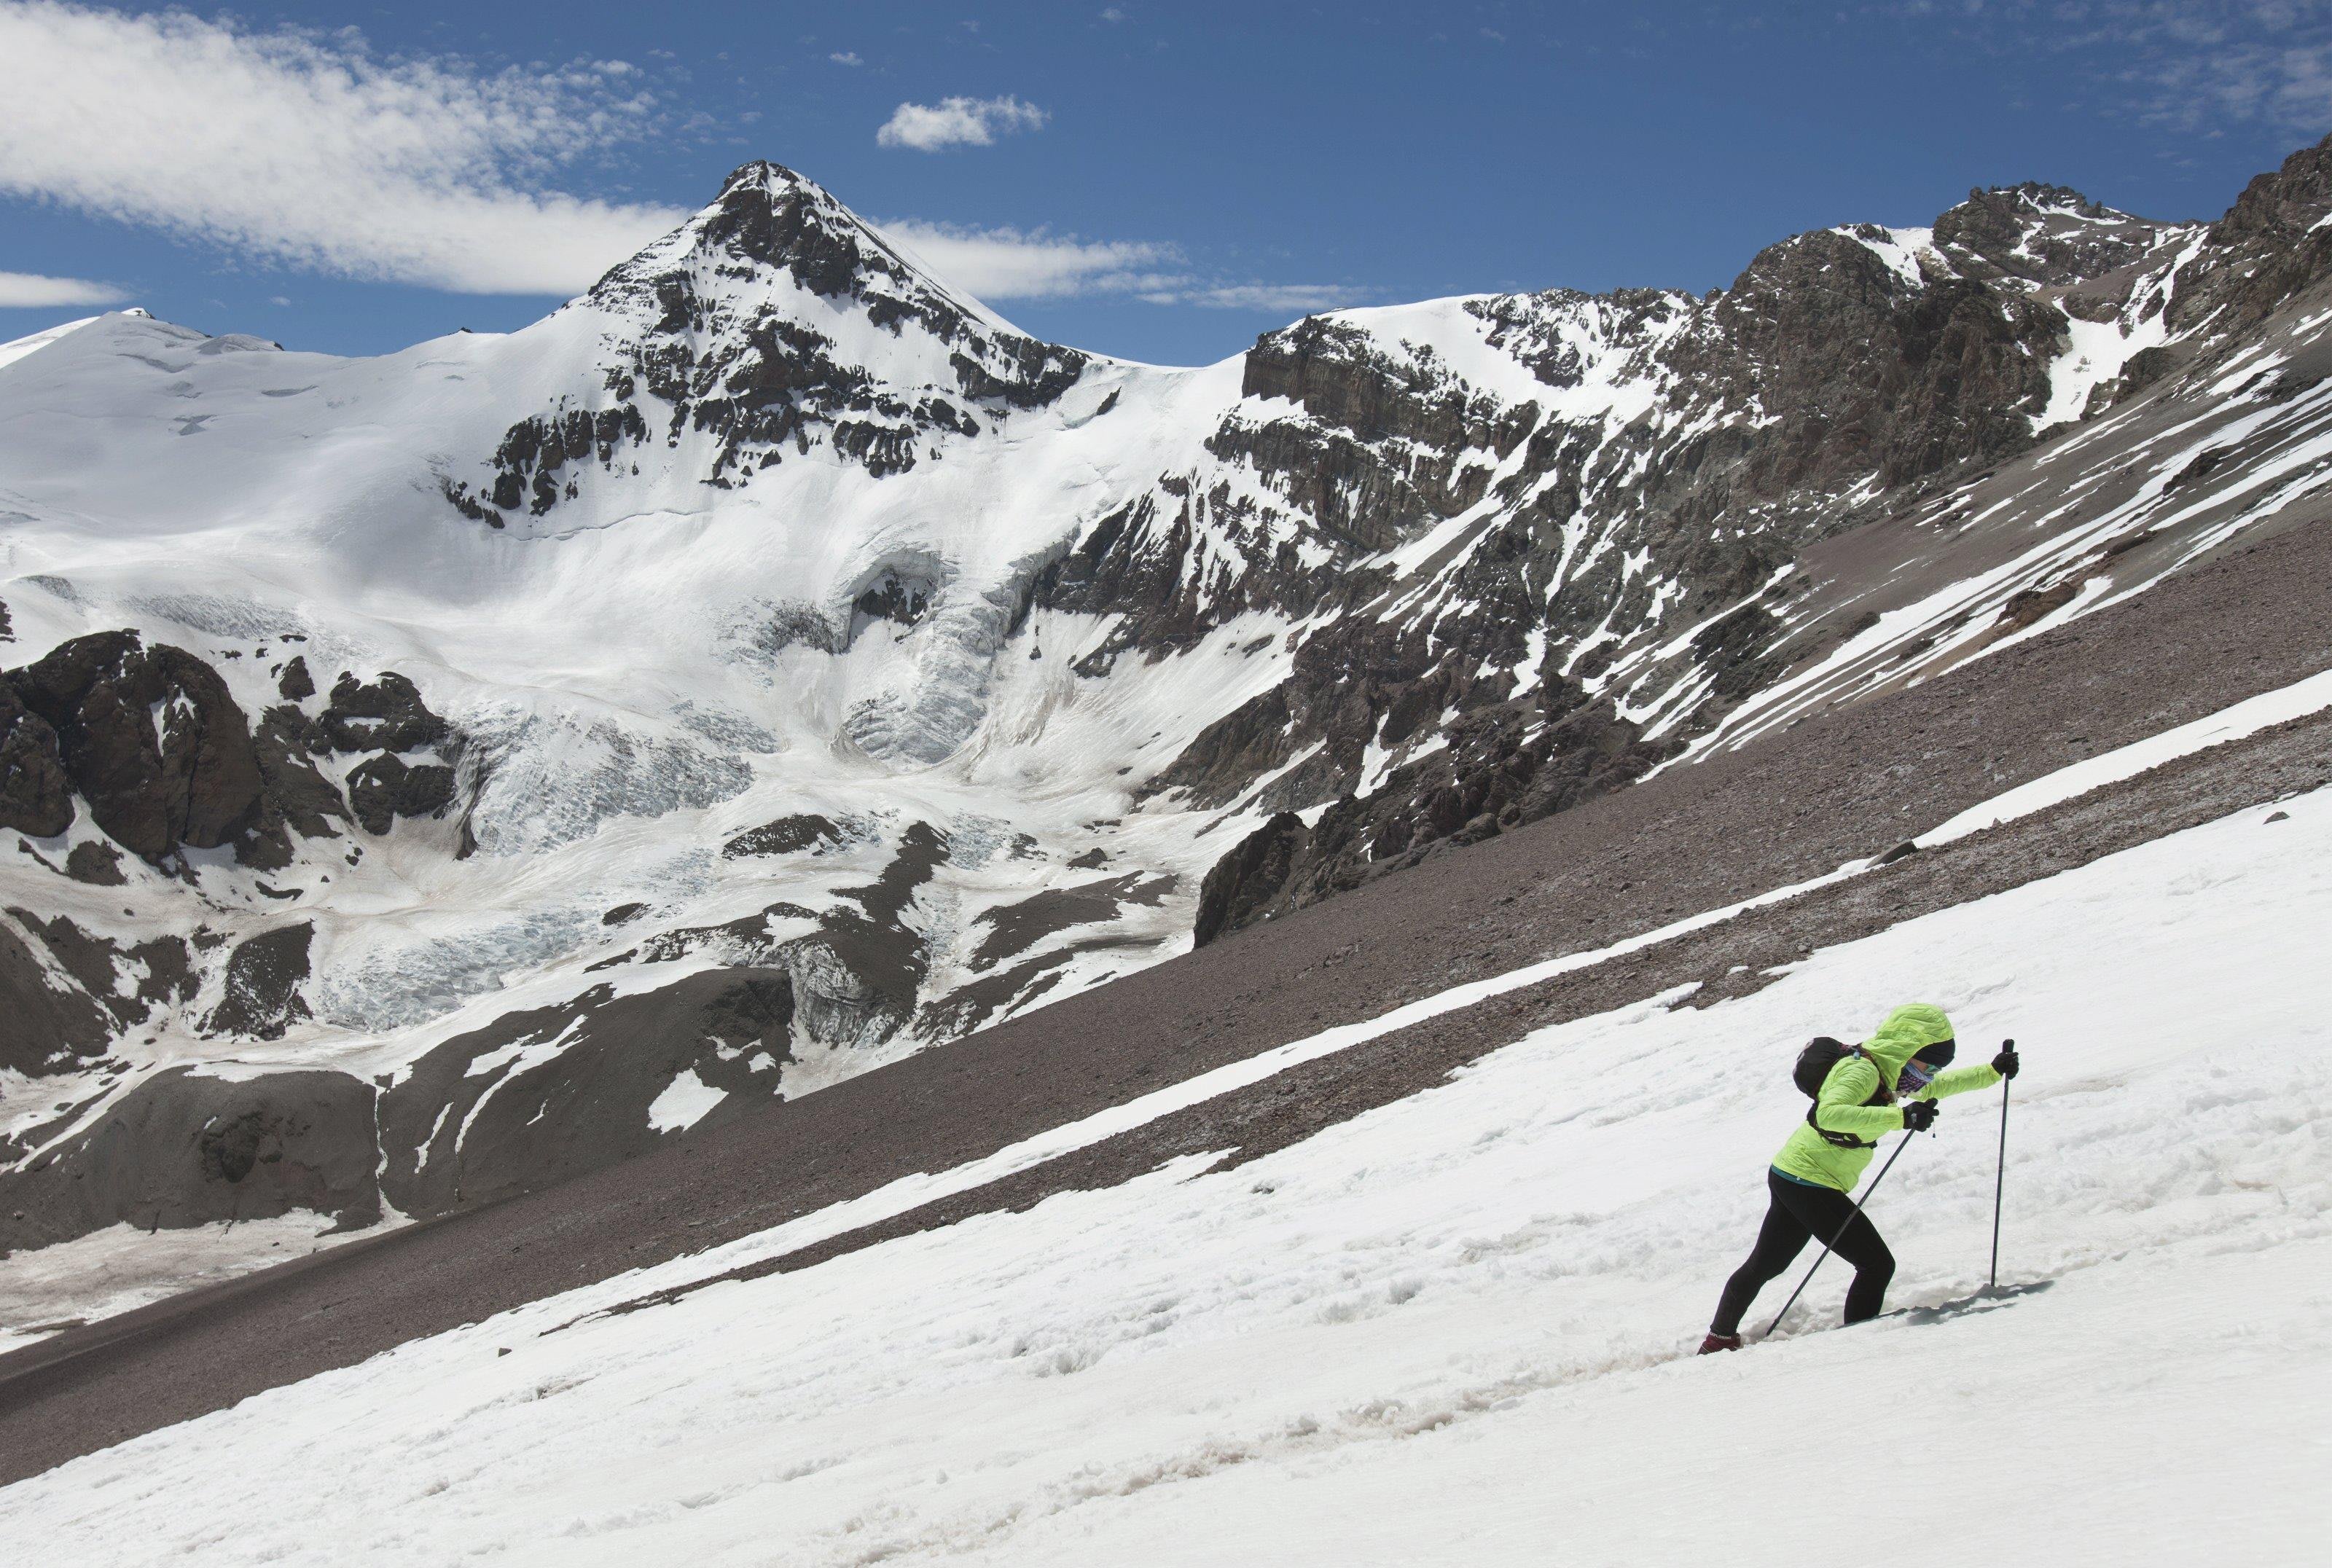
[1699,1003,2019,1352]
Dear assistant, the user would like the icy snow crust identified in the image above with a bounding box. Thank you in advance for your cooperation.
[2,785,2323,1561]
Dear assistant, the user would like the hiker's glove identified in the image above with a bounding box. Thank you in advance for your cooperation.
[1992,1044,2019,1080]
[1901,1099,1940,1132]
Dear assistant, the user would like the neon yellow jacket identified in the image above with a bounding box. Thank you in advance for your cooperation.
[1772,1003,2001,1191]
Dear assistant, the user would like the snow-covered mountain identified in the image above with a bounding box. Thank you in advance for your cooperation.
[6,136,2332,1289]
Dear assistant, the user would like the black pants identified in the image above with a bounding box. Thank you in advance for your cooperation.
[1710,1168,1895,1336]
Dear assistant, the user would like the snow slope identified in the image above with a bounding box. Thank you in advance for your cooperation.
[3,778,2322,1562]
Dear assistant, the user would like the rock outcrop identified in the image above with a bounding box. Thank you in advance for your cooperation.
[0,1068,382,1251]
[5,632,270,861]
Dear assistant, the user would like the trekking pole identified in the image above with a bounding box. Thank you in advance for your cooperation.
[1988,1038,2014,1291]
[1758,1132,1917,1341]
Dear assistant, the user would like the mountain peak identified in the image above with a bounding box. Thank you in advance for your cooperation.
[716,158,813,197]
[1931,181,2172,287]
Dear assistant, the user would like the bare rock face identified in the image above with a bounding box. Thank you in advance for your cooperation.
[723,812,841,858]
[251,706,347,841]
[0,678,72,838]
[62,840,125,885]
[1073,168,2298,945]
[6,631,267,861]
[1194,812,1305,949]
[2170,133,2332,345]
[1193,683,1662,946]
[275,654,315,702]
[0,1067,382,1251]
[0,918,115,1074]
[0,640,461,871]
[1930,183,2169,286]
[378,968,797,1215]
[200,922,315,1040]
[316,671,450,755]
[344,753,456,835]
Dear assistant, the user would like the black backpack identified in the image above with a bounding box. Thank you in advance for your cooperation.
[1793,1035,1890,1149]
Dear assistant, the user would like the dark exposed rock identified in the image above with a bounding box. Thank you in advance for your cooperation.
[723,812,841,859]
[1058,187,2161,957]
[345,753,456,834]
[2170,133,2332,342]
[1691,603,1786,701]
[252,706,345,839]
[1194,689,1664,944]
[968,873,1175,972]
[0,918,114,1074]
[1144,683,1298,809]
[0,678,72,838]
[0,1068,382,1250]
[853,568,934,627]
[602,901,648,926]
[318,671,450,754]
[201,922,314,1040]
[1994,579,2086,632]
[63,840,126,885]
[1194,812,1306,949]
[2105,345,2178,409]
[1929,184,2167,287]
[275,655,314,701]
[378,968,796,1215]
[7,632,267,861]
[788,823,947,1043]
[605,902,813,970]
[917,934,1145,1040]
[7,907,192,1035]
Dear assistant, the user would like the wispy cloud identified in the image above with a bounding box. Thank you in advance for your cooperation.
[878,219,1369,315]
[1146,282,1375,313]
[876,95,1049,152]
[2121,11,2332,134]
[879,220,1178,299]
[0,1,689,295]
[829,50,862,66]
[1927,1,2332,137]
[0,269,128,307]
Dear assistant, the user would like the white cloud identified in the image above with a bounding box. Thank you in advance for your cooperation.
[1955,1,2332,137]
[877,219,1371,316]
[0,1,689,295]
[876,95,1049,152]
[830,51,863,66]
[1100,7,1128,20]
[0,269,128,307]
[878,220,1181,299]
[1140,282,1374,313]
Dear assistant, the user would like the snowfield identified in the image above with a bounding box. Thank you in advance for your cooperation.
[3,781,2325,1562]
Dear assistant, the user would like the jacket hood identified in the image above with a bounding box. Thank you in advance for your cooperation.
[1863,1003,1956,1075]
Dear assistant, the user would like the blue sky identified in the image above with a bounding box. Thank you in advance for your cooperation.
[2,1,2330,366]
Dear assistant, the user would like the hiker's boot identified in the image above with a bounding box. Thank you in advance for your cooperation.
[1697,1332,1742,1355]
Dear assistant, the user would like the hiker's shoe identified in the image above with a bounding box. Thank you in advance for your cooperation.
[1697,1332,1742,1355]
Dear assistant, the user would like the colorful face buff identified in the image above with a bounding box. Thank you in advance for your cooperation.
[1898,1059,1939,1094]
